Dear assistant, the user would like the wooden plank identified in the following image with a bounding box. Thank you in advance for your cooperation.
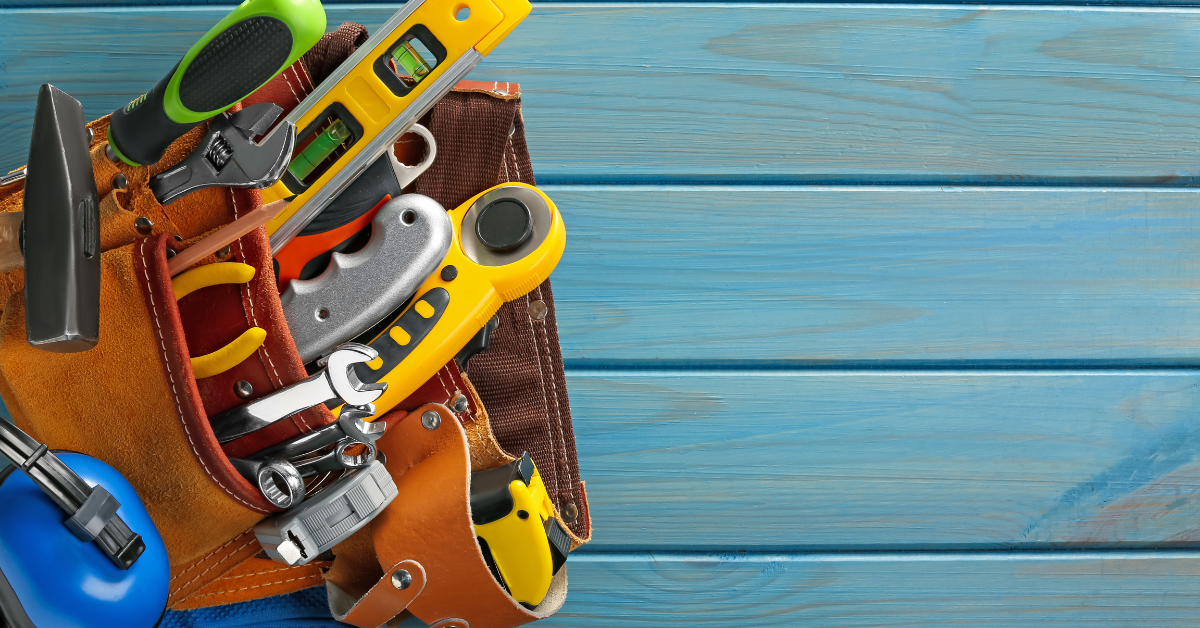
[5,5,1200,181]
[540,552,1200,628]
[548,185,1200,363]
[8,0,1192,6]
[481,4,1200,184]
[161,552,1200,627]
[566,370,1200,549]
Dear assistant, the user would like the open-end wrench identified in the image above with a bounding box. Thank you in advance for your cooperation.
[210,343,385,444]
[148,102,295,205]
[249,404,383,462]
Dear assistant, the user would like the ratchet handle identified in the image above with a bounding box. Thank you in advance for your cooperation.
[107,0,326,166]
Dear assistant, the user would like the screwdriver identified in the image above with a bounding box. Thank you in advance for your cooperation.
[106,0,327,167]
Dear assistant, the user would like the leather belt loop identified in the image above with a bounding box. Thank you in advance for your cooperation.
[333,559,427,628]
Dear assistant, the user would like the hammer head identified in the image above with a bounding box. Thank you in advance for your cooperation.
[22,84,100,352]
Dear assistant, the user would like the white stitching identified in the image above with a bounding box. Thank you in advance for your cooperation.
[280,68,301,105]
[534,284,575,488]
[523,292,563,498]
[170,533,246,583]
[170,534,259,595]
[229,192,308,432]
[294,64,315,92]
[435,365,467,422]
[188,574,322,598]
[138,238,266,513]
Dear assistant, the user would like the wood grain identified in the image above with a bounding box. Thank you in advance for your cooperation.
[481,5,1200,184]
[542,552,1200,628]
[161,552,1200,627]
[547,185,1200,364]
[566,370,1200,549]
[5,6,1200,182]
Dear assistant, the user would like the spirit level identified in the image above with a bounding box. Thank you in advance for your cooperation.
[261,0,532,252]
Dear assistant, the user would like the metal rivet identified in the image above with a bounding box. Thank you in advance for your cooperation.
[451,393,469,413]
[391,569,412,590]
[316,307,330,321]
[105,144,120,163]
[86,128,94,144]
[173,234,183,242]
[440,265,458,282]
[111,173,127,190]
[421,410,441,430]
[561,502,579,523]
[165,248,176,260]
[234,380,253,399]
[528,299,548,321]
[134,217,153,236]
[215,245,232,261]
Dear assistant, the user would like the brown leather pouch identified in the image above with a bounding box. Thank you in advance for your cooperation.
[328,404,566,628]
[0,21,591,625]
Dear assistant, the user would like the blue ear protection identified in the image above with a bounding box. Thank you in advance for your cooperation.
[0,449,169,628]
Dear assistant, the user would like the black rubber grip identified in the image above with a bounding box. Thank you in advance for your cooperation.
[179,17,292,113]
[107,67,196,166]
[299,153,402,236]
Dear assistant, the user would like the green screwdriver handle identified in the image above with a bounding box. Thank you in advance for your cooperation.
[107,0,326,167]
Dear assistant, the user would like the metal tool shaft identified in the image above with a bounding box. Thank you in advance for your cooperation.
[213,371,339,443]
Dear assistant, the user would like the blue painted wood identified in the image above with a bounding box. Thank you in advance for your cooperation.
[8,0,1195,6]
[567,370,1200,549]
[5,2,1199,625]
[163,552,1200,627]
[540,551,1200,627]
[546,185,1200,364]
[475,4,1200,184]
[6,6,1200,183]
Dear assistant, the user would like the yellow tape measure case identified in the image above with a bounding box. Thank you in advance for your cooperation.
[471,452,571,608]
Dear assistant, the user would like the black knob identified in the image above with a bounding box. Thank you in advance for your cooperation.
[475,198,532,253]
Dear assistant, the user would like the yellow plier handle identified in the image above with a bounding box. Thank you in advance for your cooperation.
[171,262,267,379]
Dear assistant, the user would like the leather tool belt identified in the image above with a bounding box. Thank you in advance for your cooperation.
[0,22,590,627]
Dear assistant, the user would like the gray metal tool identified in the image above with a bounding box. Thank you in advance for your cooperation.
[230,405,384,508]
[229,458,306,510]
[210,343,385,444]
[255,461,397,566]
[249,403,385,462]
[280,194,452,364]
[148,103,295,205]
[0,85,102,352]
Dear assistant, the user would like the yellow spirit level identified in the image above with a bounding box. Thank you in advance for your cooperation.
[345,182,564,419]
[471,453,570,608]
[260,0,532,251]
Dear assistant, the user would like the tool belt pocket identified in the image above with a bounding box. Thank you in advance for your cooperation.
[0,173,308,566]
[0,40,592,622]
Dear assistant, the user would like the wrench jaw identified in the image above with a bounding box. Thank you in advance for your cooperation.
[149,103,295,205]
[211,344,388,444]
[326,342,388,407]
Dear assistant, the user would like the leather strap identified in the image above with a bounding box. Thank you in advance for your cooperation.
[346,403,565,628]
[332,560,427,627]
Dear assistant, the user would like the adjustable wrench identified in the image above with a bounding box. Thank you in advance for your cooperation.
[210,343,385,444]
[148,103,295,205]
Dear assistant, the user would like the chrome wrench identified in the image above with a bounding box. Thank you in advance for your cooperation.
[210,343,385,444]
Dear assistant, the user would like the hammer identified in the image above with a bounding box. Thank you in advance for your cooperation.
[0,85,101,352]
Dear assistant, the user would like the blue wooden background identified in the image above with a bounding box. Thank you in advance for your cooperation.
[6,1,1200,625]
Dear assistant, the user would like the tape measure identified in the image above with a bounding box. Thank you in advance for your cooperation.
[471,453,570,608]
